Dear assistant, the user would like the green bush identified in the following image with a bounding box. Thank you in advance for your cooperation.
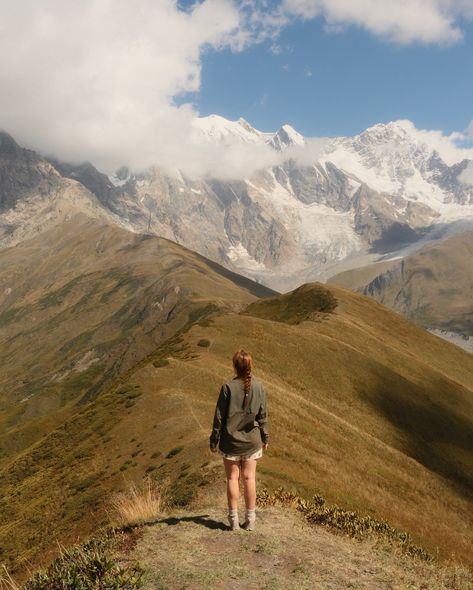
[21,537,143,589]
[197,339,210,348]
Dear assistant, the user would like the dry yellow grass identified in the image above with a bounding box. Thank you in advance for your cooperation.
[112,284,473,566]
[109,477,169,527]
[0,566,19,590]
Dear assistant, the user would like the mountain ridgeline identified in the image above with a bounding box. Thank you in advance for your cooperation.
[0,214,472,579]
[2,117,473,293]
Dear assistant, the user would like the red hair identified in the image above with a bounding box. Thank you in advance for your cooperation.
[232,349,253,409]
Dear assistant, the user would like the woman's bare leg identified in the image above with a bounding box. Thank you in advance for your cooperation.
[223,458,241,510]
[241,459,257,510]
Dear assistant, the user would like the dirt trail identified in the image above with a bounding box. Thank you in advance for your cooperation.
[118,504,472,590]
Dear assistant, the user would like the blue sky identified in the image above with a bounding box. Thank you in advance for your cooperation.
[196,17,473,138]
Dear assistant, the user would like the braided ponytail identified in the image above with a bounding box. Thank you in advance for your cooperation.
[232,349,253,409]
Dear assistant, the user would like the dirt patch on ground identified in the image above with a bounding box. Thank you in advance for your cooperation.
[117,505,472,590]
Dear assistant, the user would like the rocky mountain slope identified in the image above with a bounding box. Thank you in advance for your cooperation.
[0,131,120,249]
[60,116,473,290]
[2,118,473,291]
[1,217,472,576]
[328,231,473,344]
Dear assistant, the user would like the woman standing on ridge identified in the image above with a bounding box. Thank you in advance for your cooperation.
[209,349,269,531]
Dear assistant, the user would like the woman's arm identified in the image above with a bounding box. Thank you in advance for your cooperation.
[209,384,229,451]
[256,386,269,448]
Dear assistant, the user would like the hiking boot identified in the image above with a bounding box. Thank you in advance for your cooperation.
[242,509,256,531]
[228,510,239,531]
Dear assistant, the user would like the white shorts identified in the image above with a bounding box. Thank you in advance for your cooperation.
[219,448,263,461]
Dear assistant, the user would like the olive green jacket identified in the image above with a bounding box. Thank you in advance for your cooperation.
[209,377,269,456]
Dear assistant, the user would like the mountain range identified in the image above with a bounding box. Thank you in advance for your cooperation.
[2,116,473,293]
[1,119,473,579]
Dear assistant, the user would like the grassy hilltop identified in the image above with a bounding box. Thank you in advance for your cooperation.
[0,215,472,579]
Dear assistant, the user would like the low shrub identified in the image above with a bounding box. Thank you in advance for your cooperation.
[165,446,183,459]
[5,536,143,590]
[257,487,432,561]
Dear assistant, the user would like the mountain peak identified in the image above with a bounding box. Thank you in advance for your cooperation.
[192,115,265,144]
[0,130,22,157]
[269,124,305,151]
[360,120,418,144]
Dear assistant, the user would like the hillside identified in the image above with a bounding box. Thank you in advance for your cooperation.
[1,230,473,579]
[0,214,275,573]
[328,231,473,338]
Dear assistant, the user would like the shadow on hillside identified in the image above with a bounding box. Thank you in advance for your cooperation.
[145,515,228,531]
[366,371,473,500]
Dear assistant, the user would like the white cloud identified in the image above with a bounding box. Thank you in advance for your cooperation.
[280,0,472,45]
[407,124,473,166]
[0,0,472,179]
[304,68,313,77]
[0,0,252,173]
[459,162,473,185]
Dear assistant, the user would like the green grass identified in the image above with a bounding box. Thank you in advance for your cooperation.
[152,359,169,368]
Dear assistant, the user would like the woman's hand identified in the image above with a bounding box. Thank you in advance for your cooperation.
[210,446,218,453]
[263,443,268,451]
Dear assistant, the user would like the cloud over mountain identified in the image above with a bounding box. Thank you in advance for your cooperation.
[0,0,472,176]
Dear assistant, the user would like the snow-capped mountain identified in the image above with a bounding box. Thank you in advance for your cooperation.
[191,114,273,145]
[2,117,473,291]
[269,124,305,151]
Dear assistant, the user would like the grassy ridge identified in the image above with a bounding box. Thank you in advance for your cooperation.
[1,218,472,578]
[0,215,273,575]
